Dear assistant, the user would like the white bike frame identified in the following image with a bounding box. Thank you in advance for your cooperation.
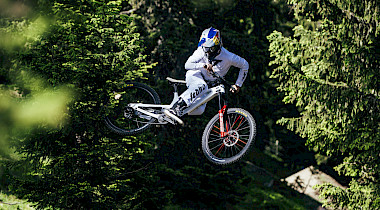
[128,83,226,125]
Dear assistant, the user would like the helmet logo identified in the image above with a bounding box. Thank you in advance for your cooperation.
[213,32,220,45]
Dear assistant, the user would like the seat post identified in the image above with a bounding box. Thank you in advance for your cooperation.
[172,83,179,93]
[170,83,180,107]
[166,77,186,94]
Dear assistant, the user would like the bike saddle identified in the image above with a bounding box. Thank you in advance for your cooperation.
[166,77,186,85]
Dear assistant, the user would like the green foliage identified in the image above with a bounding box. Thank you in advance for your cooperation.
[238,186,306,209]
[0,0,334,209]
[0,3,73,191]
[316,180,379,210]
[268,0,379,209]
[0,191,36,210]
[1,0,159,209]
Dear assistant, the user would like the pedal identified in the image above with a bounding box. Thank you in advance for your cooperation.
[163,110,184,125]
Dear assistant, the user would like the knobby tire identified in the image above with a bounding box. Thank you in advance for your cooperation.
[202,108,256,165]
[104,82,161,136]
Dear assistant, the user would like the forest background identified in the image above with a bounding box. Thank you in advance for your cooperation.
[0,0,378,209]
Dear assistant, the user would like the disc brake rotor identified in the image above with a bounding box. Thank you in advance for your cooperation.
[223,130,239,147]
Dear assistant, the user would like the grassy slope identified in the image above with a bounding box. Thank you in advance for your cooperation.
[0,192,36,210]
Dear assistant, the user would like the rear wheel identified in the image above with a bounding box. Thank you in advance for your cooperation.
[202,108,256,165]
[104,82,161,135]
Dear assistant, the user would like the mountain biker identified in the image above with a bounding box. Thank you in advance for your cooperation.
[168,26,249,117]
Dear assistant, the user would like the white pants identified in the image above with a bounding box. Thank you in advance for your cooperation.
[180,70,209,115]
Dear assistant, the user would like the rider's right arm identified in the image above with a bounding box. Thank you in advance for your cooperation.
[185,48,207,71]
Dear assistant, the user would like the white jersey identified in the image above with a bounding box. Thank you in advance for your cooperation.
[184,47,249,87]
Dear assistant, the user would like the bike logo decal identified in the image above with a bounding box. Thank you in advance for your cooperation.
[235,110,247,117]
[126,84,134,87]
[190,84,206,102]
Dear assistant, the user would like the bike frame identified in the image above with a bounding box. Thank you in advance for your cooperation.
[128,83,227,126]
[106,61,255,164]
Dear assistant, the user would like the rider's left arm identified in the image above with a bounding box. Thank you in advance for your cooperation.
[231,54,249,87]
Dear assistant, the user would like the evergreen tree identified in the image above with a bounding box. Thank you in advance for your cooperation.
[5,0,161,209]
[268,0,379,209]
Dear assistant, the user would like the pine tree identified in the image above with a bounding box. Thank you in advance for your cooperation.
[268,0,379,209]
[5,1,161,209]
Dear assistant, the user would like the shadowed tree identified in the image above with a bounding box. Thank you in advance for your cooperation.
[268,0,379,209]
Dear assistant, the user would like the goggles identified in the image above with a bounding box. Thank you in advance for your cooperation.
[203,45,218,53]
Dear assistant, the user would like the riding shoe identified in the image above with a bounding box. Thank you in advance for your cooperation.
[170,97,187,117]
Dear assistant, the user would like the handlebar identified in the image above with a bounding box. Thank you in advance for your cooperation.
[209,70,232,88]
[207,59,233,88]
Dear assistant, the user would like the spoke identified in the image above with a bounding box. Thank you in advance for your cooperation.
[238,139,247,145]
[209,133,221,138]
[236,117,245,130]
[212,129,220,135]
[210,142,224,150]
[233,144,240,154]
[208,137,224,144]
[228,116,232,133]
[136,120,140,128]
[223,146,228,157]
[233,144,243,152]
[211,142,225,155]
[231,115,241,130]
[221,144,228,157]
[232,135,247,145]
[231,146,239,156]
[236,142,245,149]
[236,125,251,132]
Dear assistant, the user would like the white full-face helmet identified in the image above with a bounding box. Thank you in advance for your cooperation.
[198,27,222,60]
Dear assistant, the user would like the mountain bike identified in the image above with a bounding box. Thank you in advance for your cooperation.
[104,69,257,165]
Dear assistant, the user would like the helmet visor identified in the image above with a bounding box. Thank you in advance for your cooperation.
[203,45,219,53]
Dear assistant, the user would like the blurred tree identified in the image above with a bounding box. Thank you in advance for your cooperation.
[1,0,163,209]
[0,0,72,191]
[268,0,379,209]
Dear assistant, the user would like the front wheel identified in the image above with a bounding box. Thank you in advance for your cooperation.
[202,108,256,165]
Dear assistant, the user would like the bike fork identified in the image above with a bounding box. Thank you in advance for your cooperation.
[218,92,228,138]
[219,105,227,137]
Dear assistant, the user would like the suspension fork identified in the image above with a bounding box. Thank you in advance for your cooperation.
[218,92,228,137]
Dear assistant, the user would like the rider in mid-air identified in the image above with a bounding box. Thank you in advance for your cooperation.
[106,27,255,164]
[167,27,249,117]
